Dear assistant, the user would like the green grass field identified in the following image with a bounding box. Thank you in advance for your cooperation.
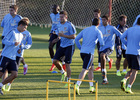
[0,26,140,100]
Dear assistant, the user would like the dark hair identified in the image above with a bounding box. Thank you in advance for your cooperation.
[94,9,101,13]
[102,15,109,20]
[60,10,68,16]
[52,4,60,10]
[137,17,140,25]
[119,14,127,21]
[92,18,100,26]
[9,5,18,11]
[18,19,29,26]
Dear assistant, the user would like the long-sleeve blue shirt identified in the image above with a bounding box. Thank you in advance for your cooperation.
[1,13,22,36]
[120,25,140,55]
[133,14,140,26]
[16,30,32,57]
[98,24,122,51]
[1,28,23,60]
[75,26,104,54]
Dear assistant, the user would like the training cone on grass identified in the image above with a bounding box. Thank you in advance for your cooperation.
[51,71,58,73]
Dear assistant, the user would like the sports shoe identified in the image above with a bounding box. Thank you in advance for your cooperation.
[76,84,80,95]
[94,67,101,71]
[62,64,66,71]
[109,59,113,69]
[49,64,56,71]
[2,85,5,91]
[5,84,11,91]
[101,80,109,85]
[89,86,96,93]
[120,79,126,91]
[61,72,66,81]
[125,87,133,94]
[63,83,71,88]
[23,64,28,75]
[121,71,127,75]
[0,86,3,95]
[116,71,121,76]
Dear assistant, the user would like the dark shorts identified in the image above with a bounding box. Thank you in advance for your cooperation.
[80,53,94,69]
[16,56,23,67]
[97,41,100,51]
[115,46,126,58]
[0,56,18,73]
[100,48,113,56]
[2,36,5,49]
[126,54,140,70]
[49,34,58,42]
[53,45,75,64]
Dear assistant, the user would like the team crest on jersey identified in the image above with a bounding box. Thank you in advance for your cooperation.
[64,27,67,30]
[107,30,110,33]
[57,18,60,21]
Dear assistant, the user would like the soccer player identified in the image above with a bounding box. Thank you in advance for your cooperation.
[93,9,113,71]
[53,10,76,84]
[99,15,122,84]
[0,19,29,95]
[75,18,104,95]
[133,14,140,26]
[48,4,66,71]
[1,5,22,48]
[2,18,32,91]
[120,17,140,94]
[115,15,128,76]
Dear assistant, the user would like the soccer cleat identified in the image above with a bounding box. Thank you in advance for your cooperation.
[101,80,109,85]
[125,87,133,94]
[0,86,3,95]
[63,83,71,88]
[61,72,66,81]
[2,85,5,91]
[5,84,11,92]
[62,64,66,71]
[116,71,121,76]
[89,86,96,93]
[94,67,101,71]
[76,84,80,95]
[23,65,28,75]
[109,59,113,69]
[120,79,126,91]
[121,71,127,75]
[49,64,56,71]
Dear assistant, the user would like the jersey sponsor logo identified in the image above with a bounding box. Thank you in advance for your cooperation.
[103,34,111,37]
[11,20,17,26]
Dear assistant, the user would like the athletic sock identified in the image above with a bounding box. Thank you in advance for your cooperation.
[89,82,93,87]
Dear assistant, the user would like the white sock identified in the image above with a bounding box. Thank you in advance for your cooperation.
[0,83,3,87]
[62,61,65,65]
[102,69,106,72]
[7,83,11,86]
[89,82,93,87]
[106,57,110,62]
[67,77,71,82]
[60,70,65,74]
[76,81,82,86]
[51,59,53,63]
[123,69,126,72]
[117,70,120,72]
[103,78,107,81]
[98,63,101,67]
[123,78,127,81]
[127,84,131,88]
[23,64,28,68]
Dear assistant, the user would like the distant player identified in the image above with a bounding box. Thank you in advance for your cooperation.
[0,19,29,95]
[2,18,32,92]
[120,17,140,94]
[75,18,104,95]
[53,10,76,85]
[48,4,66,71]
[93,9,113,71]
[99,15,122,84]
[115,15,128,76]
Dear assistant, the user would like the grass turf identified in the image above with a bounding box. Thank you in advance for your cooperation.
[0,25,140,100]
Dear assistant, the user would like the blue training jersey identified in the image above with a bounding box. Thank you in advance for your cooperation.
[1,28,23,60]
[1,13,22,36]
[120,25,140,55]
[50,13,60,34]
[133,14,140,26]
[16,30,32,57]
[98,24,122,51]
[57,21,76,48]
[75,26,104,54]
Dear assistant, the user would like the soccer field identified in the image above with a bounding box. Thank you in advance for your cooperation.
[0,26,140,100]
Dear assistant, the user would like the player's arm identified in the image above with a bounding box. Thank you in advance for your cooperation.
[75,31,83,50]
[97,30,104,46]
[113,26,122,37]
[21,33,32,49]
[120,30,128,46]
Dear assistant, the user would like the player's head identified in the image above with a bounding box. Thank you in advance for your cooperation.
[92,18,100,26]
[9,5,18,16]
[52,4,60,14]
[102,15,109,26]
[94,9,101,18]
[18,18,29,32]
[137,17,140,25]
[119,14,127,26]
[60,10,68,24]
